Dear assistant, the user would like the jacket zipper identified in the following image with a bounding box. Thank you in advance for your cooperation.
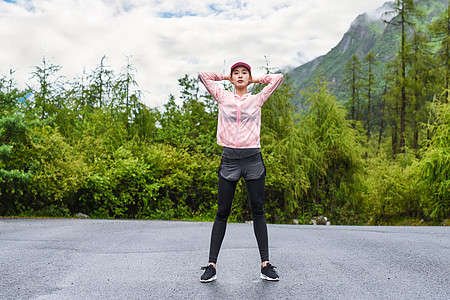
[235,106,241,148]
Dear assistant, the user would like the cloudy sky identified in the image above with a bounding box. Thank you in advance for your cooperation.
[0,0,388,108]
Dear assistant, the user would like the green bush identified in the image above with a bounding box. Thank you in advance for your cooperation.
[364,154,422,225]
[413,99,450,220]
[0,115,34,215]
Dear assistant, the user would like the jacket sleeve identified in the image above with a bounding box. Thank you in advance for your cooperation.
[257,74,284,106]
[198,72,226,103]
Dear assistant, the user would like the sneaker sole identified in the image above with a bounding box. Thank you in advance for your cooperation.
[260,273,279,281]
[200,275,217,283]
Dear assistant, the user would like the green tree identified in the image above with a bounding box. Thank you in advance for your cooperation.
[383,58,402,158]
[414,98,450,220]
[279,78,363,222]
[0,69,27,114]
[429,2,450,101]
[363,51,378,141]
[344,54,362,124]
[408,28,434,151]
[259,71,299,221]
[129,104,159,141]
[0,115,33,215]
[377,72,390,151]
[111,56,143,135]
[157,74,218,154]
[88,56,114,109]
[30,56,64,119]
[384,0,422,153]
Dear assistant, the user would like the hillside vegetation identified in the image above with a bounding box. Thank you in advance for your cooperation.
[288,0,447,108]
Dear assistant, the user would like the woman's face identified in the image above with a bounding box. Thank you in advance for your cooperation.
[230,66,251,88]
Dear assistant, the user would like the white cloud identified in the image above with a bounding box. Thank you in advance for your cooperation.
[0,0,388,108]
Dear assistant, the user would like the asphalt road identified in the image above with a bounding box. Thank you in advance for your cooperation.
[0,218,448,300]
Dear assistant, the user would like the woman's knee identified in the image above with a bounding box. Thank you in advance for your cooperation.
[250,201,265,217]
[216,207,231,220]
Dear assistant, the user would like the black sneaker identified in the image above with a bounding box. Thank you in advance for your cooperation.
[260,263,279,281]
[200,264,217,283]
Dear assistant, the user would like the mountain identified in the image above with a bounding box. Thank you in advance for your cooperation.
[287,0,447,109]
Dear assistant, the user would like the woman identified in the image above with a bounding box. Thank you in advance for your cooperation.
[198,62,283,282]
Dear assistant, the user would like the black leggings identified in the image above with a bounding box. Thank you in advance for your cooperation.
[208,175,269,264]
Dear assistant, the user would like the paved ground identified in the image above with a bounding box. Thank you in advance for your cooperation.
[0,218,449,300]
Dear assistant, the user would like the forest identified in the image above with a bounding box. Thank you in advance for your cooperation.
[0,0,448,225]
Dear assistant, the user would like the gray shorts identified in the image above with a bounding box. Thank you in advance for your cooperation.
[218,149,266,181]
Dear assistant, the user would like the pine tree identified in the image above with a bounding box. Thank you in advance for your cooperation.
[30,56,63,119]
[384,0,421,153]
[113,56,143,135]
[378,81,387,151]
[414,98,450,220]
[88,55,114,109]
[429,1,450,101]
[383,59,401,158]
[292,77,362,221]
[344,54,362,125]
[0,69,27,114]
[409,28,433,151]
[363,51,378,141]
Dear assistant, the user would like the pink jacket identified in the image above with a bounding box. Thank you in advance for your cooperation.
[198,72,283,149]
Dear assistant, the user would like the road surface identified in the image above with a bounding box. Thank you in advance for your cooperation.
[1,218,448,299]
